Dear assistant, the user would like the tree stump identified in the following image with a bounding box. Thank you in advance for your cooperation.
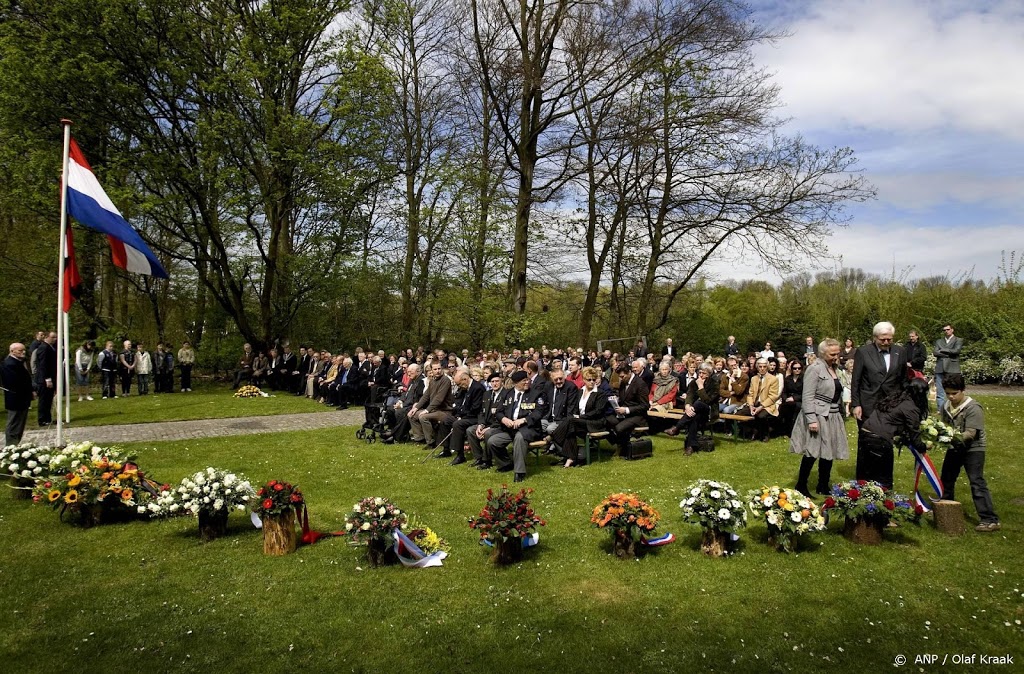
[490,537,524,565]
[198,509,229,542]
[700,528,729,557]
[612,529,641,559]
[843,517,885,545]
[932,499,966,536]
[262,509,297,555]
[366,537,399,567]
[11,476,34,499]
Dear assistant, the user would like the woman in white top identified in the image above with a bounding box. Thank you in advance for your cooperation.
[74,341,95,401]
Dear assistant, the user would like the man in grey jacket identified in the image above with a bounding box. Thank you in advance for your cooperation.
[933,324,963,412]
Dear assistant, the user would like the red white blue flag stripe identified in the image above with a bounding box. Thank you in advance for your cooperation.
[66,138,168,278]
[908,443,943,512]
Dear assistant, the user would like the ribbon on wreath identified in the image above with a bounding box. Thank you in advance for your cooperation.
[392,528,447,568]
[640,533,675,546]
[907,442,943,513]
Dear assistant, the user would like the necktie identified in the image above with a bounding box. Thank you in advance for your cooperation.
[755,376,763,406]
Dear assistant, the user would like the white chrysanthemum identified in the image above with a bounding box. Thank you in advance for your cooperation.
[690,488,701,497]
[727,489,737,496]
[791,511,802,522]
[33,467,42,475]
[353,504,362,512]
[27,460,37,469]
[211,482,220,491]
[224,474,236,486]
[767,512,779,526]
[763,496,774,507]
[8,463,18,472]
[195,473,205,485]
[137,506,147,514]
[731,500,741,509]
[708,481,721,488]
[203,496,211,504]
[213,499,224,511]
[717,508,731,520]
[709,490,721,499]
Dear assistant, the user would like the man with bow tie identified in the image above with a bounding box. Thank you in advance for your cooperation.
[851,321,908,425]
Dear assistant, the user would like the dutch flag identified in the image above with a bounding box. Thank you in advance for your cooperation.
[66,138,168,278]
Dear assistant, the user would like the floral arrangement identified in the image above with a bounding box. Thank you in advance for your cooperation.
[679,479,747,534]
[591,492,661,540]
[345,497,407,543]
[406,514,450,555]
[0,443,53,480]
[905,417,962,454]
[251,479,304,517]
[33,454,159,514]
[468,485,546,544]
[234,385,266,398]
[47,441,130,475]
[148,467,255,518]
[821,480,917,523]
[746,485,826,552]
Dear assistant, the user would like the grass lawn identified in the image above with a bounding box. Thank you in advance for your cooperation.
[1,396,1021,672]
[58,384,330,427]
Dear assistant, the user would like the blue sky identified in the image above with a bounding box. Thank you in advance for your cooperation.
[714,0,1024,283]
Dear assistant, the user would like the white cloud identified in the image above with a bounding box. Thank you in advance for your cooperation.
[754,0,1024,139]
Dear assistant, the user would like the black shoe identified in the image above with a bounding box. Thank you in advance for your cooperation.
[435,451,453,459]
[496,465,513,473]
[470,459,483,467]
[450,455,466,466]
[476,463,492,470]
[381,437,395,445]
[513,473,526,483]
[816,487,831,496]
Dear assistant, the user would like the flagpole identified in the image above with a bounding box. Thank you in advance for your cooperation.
[57,119,73,446]
[64,303,71,423]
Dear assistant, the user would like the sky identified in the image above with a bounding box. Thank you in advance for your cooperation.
[709,0,1024,284]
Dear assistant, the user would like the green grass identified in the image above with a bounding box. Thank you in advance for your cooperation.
[58,384,329,426]
[2,396,1022,672]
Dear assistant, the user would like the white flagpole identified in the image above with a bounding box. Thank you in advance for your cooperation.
[57,119,73,446]
[64,303,71,423]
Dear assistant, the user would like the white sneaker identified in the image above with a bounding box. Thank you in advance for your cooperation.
[86,396,94,401]
[78,396,83,402]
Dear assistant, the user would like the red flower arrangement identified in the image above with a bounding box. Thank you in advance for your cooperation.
[469,485,546,544]
[252,479,304,517]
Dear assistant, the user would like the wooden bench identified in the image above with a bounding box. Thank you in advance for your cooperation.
[528,439,548,464]
[584,431,611,465]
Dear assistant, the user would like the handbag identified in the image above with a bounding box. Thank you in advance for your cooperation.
[695,432,715,453]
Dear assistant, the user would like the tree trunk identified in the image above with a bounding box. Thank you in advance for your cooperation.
[700,528,729,557]
[261,510,297,555]
[932,500,966,536]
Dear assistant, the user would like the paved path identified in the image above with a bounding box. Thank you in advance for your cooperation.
[22,408,365,445]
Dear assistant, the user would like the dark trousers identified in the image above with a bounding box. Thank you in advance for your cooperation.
[940,449,998,523]
[855,431,895,488]
[101,370,117,398]
[160,370,174,392]
[232,369,251,389]
[36,386,54,425]
[552,417,599,463]
[119,369,133,395]
[180,364,192,390]
[751,409,773,440]
[441,416,476,456]
[138,373,151,394]
[672,401,710,448]
[6,408,29,446]
[610,414,647,454]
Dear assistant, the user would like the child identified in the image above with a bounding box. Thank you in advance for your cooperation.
[938,373,1000,532]
[838,359,854,417]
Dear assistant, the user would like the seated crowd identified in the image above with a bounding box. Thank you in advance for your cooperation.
[249,337,854,484]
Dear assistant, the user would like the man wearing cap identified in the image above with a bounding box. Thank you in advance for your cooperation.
[436,367,485,464]
[466,372,508,468]
[487,370,548,482]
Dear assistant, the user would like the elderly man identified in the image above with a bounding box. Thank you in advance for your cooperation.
[381,363,425,444]
[851,321,908,424]
[608,359,650,457]
[436,367,485,464]
[746,358,780,442]
[486,371,548,482]
[33,332,58,426]
[466,373,508,469]
[933,323,963,412]
[2,343,35,444]
[540,368,579,453]
[407,361,453,447]
[232,343,254,389]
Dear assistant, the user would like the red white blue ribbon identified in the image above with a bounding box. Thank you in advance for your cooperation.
[908,443,943,512]
[641,532,675,546]
[393,528,447,568]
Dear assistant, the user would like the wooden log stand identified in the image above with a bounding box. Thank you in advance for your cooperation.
[262,509,298,555]
[490,537,524,565]
[932,499,966,536]
[198,509,229,542]
[700,528,730,557]
[843,517,885,545]
[612,529,641,559]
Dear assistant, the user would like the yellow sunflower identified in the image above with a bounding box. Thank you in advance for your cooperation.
[67,474,82,487]
[48,489,62,502]
[64,490,79,504]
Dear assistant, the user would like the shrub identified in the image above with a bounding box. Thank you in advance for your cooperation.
[999,356,1024,386]
[960,356,998,384]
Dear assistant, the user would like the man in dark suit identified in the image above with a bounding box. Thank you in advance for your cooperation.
[277,344,298,393]
[466,373,507,468]
[661,338,677,359]
[906,330,927,374]
[436,367,485,464]
[366,355,391,404]
[609,359,650,457]
[933,324,963,412]
[382,363,425,443]
[633,340,648,360]
[3,343,35,445]
[336,356,365,409]
[487,371,549,482]
[33,332,58,426]
[851,321,908,424]
[539,368,579,451]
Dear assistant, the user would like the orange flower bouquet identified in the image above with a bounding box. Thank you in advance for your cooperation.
[591,492,661,558]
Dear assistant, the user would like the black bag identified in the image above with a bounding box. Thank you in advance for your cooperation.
[695,432,715,453]
[626,438,653,460]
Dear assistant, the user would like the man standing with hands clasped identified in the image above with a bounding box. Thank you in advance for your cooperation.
[2,343,35,445]
[851,321,908,426]
[933,323,962,412]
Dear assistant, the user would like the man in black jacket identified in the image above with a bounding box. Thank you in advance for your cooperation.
[33,332,58,426]
[486,371,548,482]
[851,321,908,424]
[382,364,424,443]
[609,360,651,457]
[436,367,485,464]
[3,343,35,445]
[539,369,579,452]
[906,330,927,374]
[466,374,506,468]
